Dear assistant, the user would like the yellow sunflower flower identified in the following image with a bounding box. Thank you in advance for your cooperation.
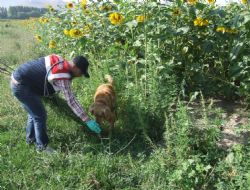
[207,0,215,3]
[81,0,87,9]
[69,29,83,38]
[201,19,209,26]
[194,17,209,26]
[66,2,74,9]
[39,18,49,24]
[216,26,226,33]
[99,6,105,11]
[48,5,55,12]
[99,5,112,11]
[136,15,146,23]
[71,21,78,26]
[35,35,42,42]
[64,29,70,36]
[109,12,124,25]
[49,40,56,49]
[187,0,198,5]
[216,27,238,34]
[194,17,202,26]
[172,8,181,16]
[226,28,238,34]
[106,5,112,11]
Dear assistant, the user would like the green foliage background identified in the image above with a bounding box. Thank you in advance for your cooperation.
[36,0,250,101]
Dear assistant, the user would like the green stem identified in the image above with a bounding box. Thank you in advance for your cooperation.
[144,0,148,98]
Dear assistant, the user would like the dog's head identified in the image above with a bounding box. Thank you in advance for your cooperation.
[89,102,113,122]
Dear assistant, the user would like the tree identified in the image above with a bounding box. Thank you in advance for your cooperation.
[5,6,48,19]
[0,7,8,18]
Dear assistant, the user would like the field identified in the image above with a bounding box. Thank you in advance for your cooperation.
[0,1,250,189]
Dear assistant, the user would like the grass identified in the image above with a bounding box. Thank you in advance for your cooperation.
[0,20,155,189]
[0,19,249,190]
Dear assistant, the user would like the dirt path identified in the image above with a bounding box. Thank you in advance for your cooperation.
[188,99,249,149]
[215,101,249,149]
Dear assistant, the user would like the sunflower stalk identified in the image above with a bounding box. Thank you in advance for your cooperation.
[143,0,148,99]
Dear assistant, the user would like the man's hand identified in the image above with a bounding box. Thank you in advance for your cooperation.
[86,120,102,134]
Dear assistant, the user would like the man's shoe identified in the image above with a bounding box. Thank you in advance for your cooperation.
[26,139,35,145]
[36,145,56,154]
[44,146,57,154]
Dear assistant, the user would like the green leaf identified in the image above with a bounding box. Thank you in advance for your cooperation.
[126,20,138,29]
[69,51,75,58]
[182,46,189,54]
[147,2,158,7]
[229,64,243,78]
[189,91,199,102]
[230,42,244,61]
[176,26,190,34]
[225,152,234,164]
[202,41,213,53]
[231,15,241,28]
[133,40,142,47]
[242,11,250,25]
[210,9,226,18]
[195,2,207,11]
[204,165,212,172]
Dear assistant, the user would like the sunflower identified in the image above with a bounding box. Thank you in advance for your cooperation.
[187,0,198,5]
[35,35,42,42]
[49,40,56,49]
[216,26,226,33]
[216,27,238,34]
[172,8,181,16]
[39,17,49,24]
[241,0,248,4]
[48,5,55,12]
[194,17,209,27]
[207,0,215,3]
[81,0,87,9]
[226,28,238,34]
[71,21,78,26]
[136,15,146,23]
[201,19,209,26]
[99,5,112,11]
[109,12,124,25]
[64,29,70,36]
[66,2,74,9]
[69,29,83,38]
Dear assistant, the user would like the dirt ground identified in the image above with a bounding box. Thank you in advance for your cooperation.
[215,100,249,149]
[188,99,249,149]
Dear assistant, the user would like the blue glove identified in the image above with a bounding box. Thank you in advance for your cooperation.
[86,120,101,134]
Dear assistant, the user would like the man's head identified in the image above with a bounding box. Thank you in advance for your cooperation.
[70,56,90,78]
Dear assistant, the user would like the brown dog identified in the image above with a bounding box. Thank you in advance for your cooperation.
[89,75,116,131]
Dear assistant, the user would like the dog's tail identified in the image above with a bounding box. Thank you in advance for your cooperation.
[105,74,113,85]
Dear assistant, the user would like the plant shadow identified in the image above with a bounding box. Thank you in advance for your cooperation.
[44,95,166,159]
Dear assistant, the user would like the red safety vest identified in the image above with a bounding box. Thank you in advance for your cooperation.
[45,54,72,81]
[44,54,72,92]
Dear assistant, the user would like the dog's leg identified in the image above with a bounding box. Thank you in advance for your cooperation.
[108,113,116,131]
[96,117,103,128]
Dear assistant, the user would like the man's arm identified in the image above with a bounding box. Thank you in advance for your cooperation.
[53,79,90,122]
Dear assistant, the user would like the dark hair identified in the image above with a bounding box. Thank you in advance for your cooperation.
[73,56,90,78]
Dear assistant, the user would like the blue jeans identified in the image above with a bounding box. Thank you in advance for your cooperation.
[10,80,49,150]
